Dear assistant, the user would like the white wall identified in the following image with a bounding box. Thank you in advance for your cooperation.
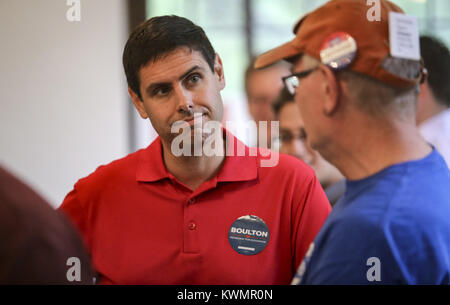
[0,0,130,207]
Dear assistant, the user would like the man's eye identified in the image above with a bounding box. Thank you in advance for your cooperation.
[187,73,201,85]
[153,86,170,97]
[280,133,293,142]
[299,128,307,140]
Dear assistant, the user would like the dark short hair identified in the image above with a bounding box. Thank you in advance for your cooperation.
[420,35,450,107]
[123,15,216,100]
[273,87,295,117]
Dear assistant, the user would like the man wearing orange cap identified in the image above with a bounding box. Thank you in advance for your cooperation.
[256,0,450,284]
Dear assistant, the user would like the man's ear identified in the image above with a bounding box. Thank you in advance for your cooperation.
[214,53,226,90]
[128,87,148,119]
[319,66,340,116]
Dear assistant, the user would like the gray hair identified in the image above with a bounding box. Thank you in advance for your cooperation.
[337,68,420,121]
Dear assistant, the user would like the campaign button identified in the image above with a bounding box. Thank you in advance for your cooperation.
[320,32,357,70]
[228,215,270,255]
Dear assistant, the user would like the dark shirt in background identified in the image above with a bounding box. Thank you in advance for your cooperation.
[0,166,93,284]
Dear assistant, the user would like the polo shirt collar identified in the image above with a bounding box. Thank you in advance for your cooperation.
[136,129,258,183]
[136,136,169,182]
[217,130,258,182]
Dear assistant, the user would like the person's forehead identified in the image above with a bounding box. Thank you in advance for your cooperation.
[249,64,290,83]
[247,68,289,96]
[248,75,284,94]
[139,47,209,85]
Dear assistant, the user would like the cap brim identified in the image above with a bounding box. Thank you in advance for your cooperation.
[254,40,301,69]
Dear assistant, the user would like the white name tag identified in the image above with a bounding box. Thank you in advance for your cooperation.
[389,12,420,60]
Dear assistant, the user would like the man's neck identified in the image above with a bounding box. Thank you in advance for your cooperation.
[323,120,432,181]
[161,137,226,191]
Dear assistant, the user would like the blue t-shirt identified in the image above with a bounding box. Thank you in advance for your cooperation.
[293,149,450,284]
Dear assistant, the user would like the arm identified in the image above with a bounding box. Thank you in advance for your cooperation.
[298,216,403,285]
[292,175,332,272]
[59,186,91,254]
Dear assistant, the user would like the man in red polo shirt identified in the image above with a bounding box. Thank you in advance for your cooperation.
[59,15,331,285]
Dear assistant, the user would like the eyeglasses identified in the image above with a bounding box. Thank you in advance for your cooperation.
[282,67,319,95]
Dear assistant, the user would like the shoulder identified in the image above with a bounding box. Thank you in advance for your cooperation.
[255,150,320,198]
[0,167,94,283]
[310,200,394,264]
[324,205,384,241]
[73,148,144,194]
[257,149,316,180]
[309,193,450,283]
[300,208,398,284]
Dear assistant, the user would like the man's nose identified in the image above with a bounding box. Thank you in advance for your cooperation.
[174,84,194,113]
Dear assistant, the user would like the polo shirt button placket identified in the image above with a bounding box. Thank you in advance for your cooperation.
[188,222,196,230]
[183,197,199,253]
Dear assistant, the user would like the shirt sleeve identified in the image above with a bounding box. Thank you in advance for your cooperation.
[58,186,91,254]
[292,175,332,272]
[299,216,404,285]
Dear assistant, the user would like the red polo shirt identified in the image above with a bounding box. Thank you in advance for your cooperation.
[60,132,331,284]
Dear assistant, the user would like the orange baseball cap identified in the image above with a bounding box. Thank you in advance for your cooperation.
[254,0,424,88]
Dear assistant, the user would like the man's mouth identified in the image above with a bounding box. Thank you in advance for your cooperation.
[173,113,206,127]
[185,113,201,123]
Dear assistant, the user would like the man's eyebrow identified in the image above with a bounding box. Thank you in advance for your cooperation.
[179,65,203,81]
[145,65,204,97]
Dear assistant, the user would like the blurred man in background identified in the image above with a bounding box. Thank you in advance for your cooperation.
[273,88,344,206]
[245,60,290,148]
[417,35,450,166]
